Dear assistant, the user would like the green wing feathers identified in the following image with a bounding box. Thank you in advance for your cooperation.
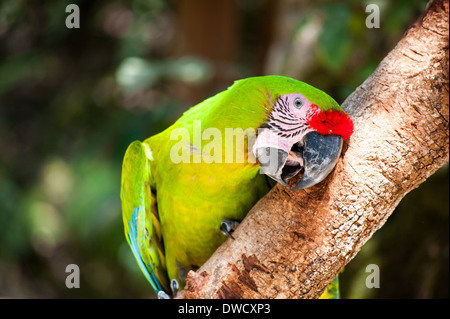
[319,276,340,299]
[120,141,170,294]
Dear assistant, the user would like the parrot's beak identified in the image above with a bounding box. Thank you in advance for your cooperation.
[254,147,291,186]
[254,130,343,189]
[290,131,343,190]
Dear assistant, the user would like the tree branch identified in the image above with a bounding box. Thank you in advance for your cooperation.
[178,0,449,299]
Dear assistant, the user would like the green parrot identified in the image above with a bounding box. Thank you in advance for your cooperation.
[121,75,353,298]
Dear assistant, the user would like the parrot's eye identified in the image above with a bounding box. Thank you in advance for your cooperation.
[294,98,303,109]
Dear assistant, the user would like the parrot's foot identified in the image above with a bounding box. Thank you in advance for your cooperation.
[157,291,171,299]
[220,220,240,240]
[171,278,180,296]
[156,279,180,299]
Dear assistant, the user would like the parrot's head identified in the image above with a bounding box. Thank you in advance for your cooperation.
[252,81,353,190]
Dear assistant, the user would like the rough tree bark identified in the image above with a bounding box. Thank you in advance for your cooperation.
[178,0,449,299]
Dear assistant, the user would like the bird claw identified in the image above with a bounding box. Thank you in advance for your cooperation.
[157,279,180,299]
[220,219,240,240]
[157,291,171,299]
[171,278,179,296]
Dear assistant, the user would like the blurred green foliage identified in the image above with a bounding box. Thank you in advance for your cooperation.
[0,0,447,298]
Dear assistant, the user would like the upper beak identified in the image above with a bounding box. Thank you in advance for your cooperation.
[291,131,343,190]
[254,131,343,190]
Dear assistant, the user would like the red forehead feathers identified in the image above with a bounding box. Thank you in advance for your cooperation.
[307,105,354,140]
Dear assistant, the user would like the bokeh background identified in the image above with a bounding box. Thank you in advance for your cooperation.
[0,0,447,298]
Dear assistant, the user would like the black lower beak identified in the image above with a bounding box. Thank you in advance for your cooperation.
[291,131,343,190]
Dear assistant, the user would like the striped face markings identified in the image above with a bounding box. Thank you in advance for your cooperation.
[266,93,353,141]
[266,93,319,139]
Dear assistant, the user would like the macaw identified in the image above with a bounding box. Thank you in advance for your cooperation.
[121,75,353,298]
